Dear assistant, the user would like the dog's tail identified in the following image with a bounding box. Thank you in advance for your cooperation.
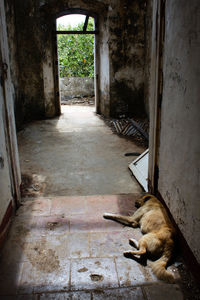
[150,242,175,283]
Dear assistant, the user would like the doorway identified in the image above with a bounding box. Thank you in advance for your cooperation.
[55,12,98,111]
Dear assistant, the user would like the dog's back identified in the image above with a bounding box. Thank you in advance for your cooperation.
[138,196,175,234]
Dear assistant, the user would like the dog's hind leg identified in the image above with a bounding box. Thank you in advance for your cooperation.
[103,213,138,227]
[123,251,147,266]
[129,238,139,249]
[124,239,147,255]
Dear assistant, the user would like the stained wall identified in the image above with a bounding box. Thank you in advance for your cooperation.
[7,0,149,127]
[157,0,200,263]
[0,0,21,231]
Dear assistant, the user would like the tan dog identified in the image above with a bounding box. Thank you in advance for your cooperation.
[103,194,176,283]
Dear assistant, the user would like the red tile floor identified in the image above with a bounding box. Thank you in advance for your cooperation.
[0,194,185,299]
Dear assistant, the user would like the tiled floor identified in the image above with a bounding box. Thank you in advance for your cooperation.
[0,194,184,299]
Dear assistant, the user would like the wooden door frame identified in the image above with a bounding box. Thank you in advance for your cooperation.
[148,0,165,194]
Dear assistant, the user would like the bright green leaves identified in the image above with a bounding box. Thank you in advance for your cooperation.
[57,20,94,78]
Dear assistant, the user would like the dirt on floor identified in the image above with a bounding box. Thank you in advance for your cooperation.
[61,96,95,106]
[176,263,200,300]
[20,173,46,197]
[25,239,61,273]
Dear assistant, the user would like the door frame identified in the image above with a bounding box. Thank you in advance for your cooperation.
[0,0,21,207]
[53,10,99,113]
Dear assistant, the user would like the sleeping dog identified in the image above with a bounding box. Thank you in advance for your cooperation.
[103,194,176,283]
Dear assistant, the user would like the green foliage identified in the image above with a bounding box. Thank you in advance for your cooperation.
[57,20,94,78]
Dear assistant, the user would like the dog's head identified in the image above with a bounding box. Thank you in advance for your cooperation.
[135,194,153,208]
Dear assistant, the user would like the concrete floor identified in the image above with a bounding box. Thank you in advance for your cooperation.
[17,106,144,197]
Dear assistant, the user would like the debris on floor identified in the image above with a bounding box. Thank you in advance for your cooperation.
[129,149,149,192]
[102,116,149,147]
[61,96,95,106]
[90,274,104,282]
[124,152,141,157]
[177,263,200,300]
[112,119,148,139]
[20,173,46,197]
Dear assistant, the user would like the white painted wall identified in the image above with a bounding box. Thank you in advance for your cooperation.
[158,0,200,262]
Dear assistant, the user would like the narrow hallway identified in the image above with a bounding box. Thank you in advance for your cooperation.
[0,105,187,299]
[1,0,200,298]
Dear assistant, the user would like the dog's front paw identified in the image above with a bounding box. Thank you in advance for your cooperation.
[103,213,112,219]
[103,213,117,219]
[131,221,138,228]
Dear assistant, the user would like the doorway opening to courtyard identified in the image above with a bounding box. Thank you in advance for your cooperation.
[56,12,98,111]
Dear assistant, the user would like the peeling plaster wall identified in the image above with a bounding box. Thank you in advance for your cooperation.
[14,0,46,125]
[158,0,200,262]
[11,0,148,126]
[4,0,20,128]
[108,0,146,118]
[98,11,110,116]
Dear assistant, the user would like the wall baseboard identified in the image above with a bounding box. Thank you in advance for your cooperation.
[0,201,13,249]
[156,191,200,284]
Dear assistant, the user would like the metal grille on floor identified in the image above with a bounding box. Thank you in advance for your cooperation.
[108,118,149,147]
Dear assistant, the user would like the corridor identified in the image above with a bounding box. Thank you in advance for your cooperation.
[0,0,200,298]
[0,105,187,299]
[17,106,143,197]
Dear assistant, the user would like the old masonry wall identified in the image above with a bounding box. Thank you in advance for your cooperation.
[6,0,149,128]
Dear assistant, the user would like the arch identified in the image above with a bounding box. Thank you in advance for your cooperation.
[56,11,98,34]
[55,8,98,21]
[41,2,110,118]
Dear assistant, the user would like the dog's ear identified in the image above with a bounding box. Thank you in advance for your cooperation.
[143,195,152,202]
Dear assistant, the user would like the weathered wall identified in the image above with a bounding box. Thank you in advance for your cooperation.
[143,0,152,117]
[11,0,148,126]
[14,1,47,125]
[108,1,146,118]
[4,0,21,128]
[158,0,200,262]
[0,0,21,232]
[0,81,13,224]
[98,10,110,116]
[60,77,94,99]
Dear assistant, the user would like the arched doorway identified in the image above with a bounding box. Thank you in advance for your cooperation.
[54,10,99,114]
